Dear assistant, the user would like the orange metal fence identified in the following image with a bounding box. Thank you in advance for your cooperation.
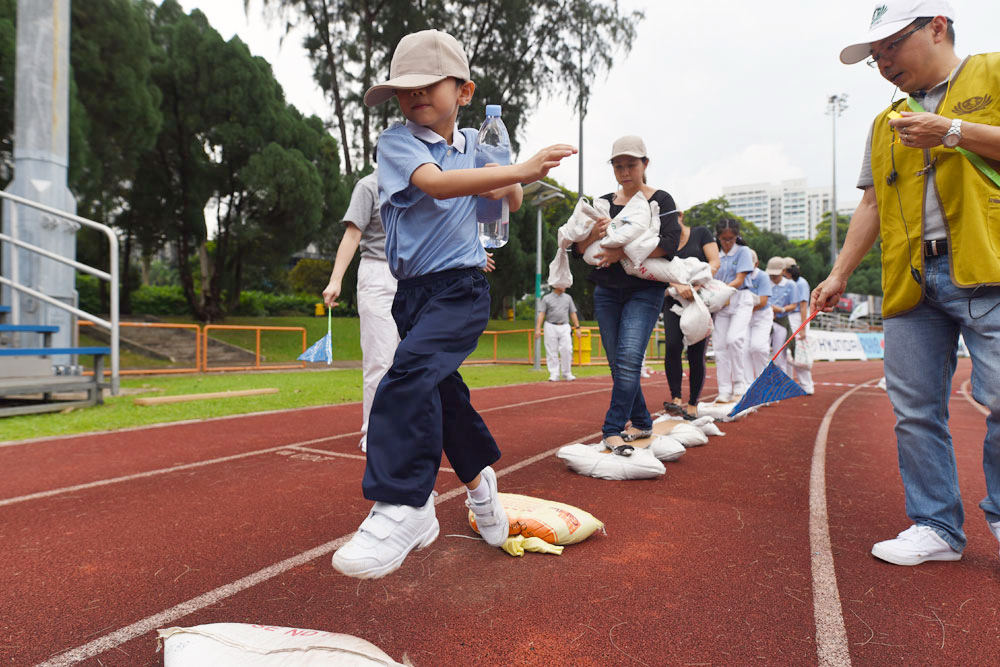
[468,326,665,366]
[201,325,307,373]
[79,321,201,375]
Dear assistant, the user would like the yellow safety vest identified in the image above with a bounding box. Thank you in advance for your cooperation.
[871,53,1000,318]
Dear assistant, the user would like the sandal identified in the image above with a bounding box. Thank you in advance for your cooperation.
[601,439,634,457]
[662,402,685,415]
[621,429,653,442]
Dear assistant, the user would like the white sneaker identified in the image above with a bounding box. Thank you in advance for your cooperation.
[466,466,509,547]
[332,494,439,578]
[990,520,1000,559]
[563,374,577,381]
[358,435,367,453]
[871,525,962,566]
[548,376,559,382]
[716,394,732,403]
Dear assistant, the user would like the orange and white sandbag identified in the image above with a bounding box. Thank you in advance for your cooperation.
[157,623,407,667]
[697,401,757,422]
[468,492,604,545]
[556,443,665,481]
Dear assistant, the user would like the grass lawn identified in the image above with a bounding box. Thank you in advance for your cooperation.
[0,364,611,443]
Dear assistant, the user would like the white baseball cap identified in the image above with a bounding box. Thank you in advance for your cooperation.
[609,135,647,160]
[839,0,955,65]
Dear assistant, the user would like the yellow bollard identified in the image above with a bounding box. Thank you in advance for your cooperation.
[572,329,592,364]
[314,303,326,317]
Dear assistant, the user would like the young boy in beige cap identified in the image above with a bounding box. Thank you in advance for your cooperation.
[331,29,576,579]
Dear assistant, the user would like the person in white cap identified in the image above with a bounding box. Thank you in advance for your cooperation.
[814,1,1000,567]
[783,259,814,395]
[573,135,683,452]
[765,256,796,378]
[742,249,773,382]
[331,29,576,579]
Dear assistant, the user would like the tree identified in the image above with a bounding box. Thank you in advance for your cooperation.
[813,210,883,296]
[0,0,14,189]
[255,0,643,171]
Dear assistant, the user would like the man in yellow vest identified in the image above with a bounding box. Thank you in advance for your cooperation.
[813,1,1000,566]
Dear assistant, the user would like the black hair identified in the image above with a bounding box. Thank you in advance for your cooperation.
[715,218,747,246]
[371,139,378,165]
[917,16,955,44]
[786,264,801,281]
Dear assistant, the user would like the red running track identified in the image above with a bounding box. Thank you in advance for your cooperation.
[1,360,997,666]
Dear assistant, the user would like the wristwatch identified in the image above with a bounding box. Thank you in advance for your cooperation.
[942,118,963,148]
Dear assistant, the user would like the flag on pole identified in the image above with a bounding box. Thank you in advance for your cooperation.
[299,308,333,364]
[728,310,819,417]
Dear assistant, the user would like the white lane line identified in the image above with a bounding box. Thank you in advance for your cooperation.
[0,435,340,508]
[810,378,877,667]
[960,379,989,416]
[33,431,601,667]
[1,388,619,507]
[285,445,457,474]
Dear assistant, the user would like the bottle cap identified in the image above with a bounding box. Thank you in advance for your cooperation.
[485,104,502,117]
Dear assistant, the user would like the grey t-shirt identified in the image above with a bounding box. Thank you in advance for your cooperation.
[343,170,386,260]
[540,291,577,325]
[857,71,959,241]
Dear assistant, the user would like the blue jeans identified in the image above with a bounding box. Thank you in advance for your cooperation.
[593,284,664,438]
[883,254,1000,551]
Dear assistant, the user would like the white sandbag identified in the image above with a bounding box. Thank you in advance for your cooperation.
[598,192,652,247]
[877,376,887,391]
[792,335,814,369]
[646,435,686,461]
[675,293,713,346]
[696,401,757,422]
[622,255,688,284]
[691,416,725,437]
[697,280,737,313]
[556,443,665,480]
[652,415,709,447]
[158,623,407,667]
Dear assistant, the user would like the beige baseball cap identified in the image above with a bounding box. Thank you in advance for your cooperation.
[364,30,471,107]
[765,257,786,276]
[839,0,955,65]
[782,256,798,269]
[610,135,647,160]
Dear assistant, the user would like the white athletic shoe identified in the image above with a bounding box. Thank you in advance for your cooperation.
[990,520,1000,559]
[332,494,439,579]
[716,394,732,403]
[466,466,509,547]
[871,525,962,566]
[548,376,559,382]
[563,373,577,381]
[358,435,367,453]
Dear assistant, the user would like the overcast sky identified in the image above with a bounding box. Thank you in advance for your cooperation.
[180,0,999,213]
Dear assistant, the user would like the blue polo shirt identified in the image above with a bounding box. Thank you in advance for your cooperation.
[770,277,794,318]
[376,121,487,280]
[746,267,773,299]
[716,244,754,288]
[794,276,810,304]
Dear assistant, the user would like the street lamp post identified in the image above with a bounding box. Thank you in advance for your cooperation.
[522,182,566,371]
[827,93,848,263]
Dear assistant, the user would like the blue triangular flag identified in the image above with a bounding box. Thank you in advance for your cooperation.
[728,360,806,417]
[299,308,332,364]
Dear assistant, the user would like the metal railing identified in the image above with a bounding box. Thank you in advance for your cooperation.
[79,320,201,375]
[1,190,119,393]
[201,325,307,372]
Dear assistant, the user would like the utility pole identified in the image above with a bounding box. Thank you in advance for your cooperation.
[827,94,848,263]
[577,25,585,199]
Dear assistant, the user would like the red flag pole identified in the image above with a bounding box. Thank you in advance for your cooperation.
[770,309,821,362]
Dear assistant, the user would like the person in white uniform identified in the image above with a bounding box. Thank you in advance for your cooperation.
[783,259,815,395]
[535,286,582,381]
[766,257,796,378]
[742,249,773,381]
[711,219,755,402]
[323,166,399,452]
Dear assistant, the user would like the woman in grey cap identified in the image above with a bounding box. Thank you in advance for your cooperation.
[574,135,682,452]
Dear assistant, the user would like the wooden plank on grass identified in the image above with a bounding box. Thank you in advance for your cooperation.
[134,388,279,406]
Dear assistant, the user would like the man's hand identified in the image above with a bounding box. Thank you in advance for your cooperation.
[322,278,342,308]
[811,276,846,313]
[482,252,496,273]
[890,111,951,148]
[534,327,543,338]
[518,144,577,182]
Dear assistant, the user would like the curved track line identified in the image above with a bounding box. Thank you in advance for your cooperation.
[810,378,877,667]
[32,431,602,667]
[960,379,989,416]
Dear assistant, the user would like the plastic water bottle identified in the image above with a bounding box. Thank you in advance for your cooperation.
[475,104,511,248]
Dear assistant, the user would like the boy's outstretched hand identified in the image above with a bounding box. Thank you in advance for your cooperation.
[519,144,577,182]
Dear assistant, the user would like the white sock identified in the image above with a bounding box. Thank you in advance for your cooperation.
[467,477,491,503]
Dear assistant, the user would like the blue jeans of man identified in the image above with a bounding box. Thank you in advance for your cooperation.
[593,284,664,438]
[363,268,500,507]
[883,254,1000,551]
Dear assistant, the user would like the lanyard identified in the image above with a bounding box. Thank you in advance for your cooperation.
[907,96,1000,187]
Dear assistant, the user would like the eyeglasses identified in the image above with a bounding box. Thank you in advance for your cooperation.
[866,18,932,68]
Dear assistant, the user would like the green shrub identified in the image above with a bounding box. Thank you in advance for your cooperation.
[288,258,333,295]
[131,285,189,316]
[76,273,101,314]
[232,291,320,317]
